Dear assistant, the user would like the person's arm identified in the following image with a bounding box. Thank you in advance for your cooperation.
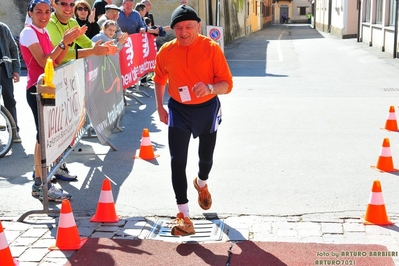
[77,39,118,59]
[4,25,21,74]
[154,83,168,125]
[46,19,77,63]
[25,28,80,67]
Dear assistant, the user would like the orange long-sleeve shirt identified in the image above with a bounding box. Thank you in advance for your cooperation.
[153,34,233,104]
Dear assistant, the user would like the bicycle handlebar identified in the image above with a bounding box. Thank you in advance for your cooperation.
[0,56,17,64]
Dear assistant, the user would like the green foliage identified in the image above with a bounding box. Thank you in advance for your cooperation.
[233,0,245,12]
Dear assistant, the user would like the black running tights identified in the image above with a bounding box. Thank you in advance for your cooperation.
[169,127,217,205]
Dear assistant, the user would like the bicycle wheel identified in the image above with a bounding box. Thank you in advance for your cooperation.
[0,105,15,158]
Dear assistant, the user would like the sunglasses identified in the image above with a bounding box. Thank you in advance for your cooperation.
[58,2,75,7]
[77,6,89,11]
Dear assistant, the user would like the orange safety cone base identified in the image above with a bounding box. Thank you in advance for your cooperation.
[370,165,399,173]
[363,220,393,226]
[49,238,87,251]
[380,127,399,132]
[134,152,160,160]
[90,204,120,222]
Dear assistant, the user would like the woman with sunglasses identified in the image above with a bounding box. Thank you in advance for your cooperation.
[19,0,82,201]
[74,0,100,45]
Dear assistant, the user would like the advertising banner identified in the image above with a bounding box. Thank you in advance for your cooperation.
[119,33,157,89]
[84,55,124,145]
[43,60,86,164]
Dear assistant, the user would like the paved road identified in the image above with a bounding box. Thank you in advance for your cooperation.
[1,24,399,222]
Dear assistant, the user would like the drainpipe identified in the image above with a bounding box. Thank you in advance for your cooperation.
[393,0,399,58]
[357,0,361,42]
[216,0,220,26]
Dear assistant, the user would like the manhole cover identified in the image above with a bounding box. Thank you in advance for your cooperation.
[147,218,224,242]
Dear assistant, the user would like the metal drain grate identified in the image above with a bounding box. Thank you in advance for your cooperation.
[382,88,399,91]
[147,218,224,242]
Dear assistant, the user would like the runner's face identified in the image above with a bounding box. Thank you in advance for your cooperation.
[30,3,52,29]
[54,0,75,23]
[173,20,200,46]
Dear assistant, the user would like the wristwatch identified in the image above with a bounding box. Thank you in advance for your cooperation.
[58,42,66,50]
[207,84,214,94]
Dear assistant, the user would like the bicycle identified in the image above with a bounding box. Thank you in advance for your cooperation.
[0,56,17,158]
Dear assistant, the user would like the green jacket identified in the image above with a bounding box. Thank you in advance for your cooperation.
[46,13,93,65]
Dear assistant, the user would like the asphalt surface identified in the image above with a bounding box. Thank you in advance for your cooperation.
[0,24,399,265]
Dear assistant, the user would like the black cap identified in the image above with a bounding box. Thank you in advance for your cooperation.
[170,5,201,29]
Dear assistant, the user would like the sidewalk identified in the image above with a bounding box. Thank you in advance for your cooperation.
[2,212,399,265]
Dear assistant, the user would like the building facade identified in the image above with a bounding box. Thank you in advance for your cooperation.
[358,0,398,57]
[314,0,358,39]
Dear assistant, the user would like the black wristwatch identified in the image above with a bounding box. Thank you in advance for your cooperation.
[58,42,66,50]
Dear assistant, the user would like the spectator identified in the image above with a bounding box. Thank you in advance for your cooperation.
[0,22,21,143]
[19,0,82,201]
[74,0,100,47]
[153,5,233,236]
[47,0,118,65]
[92,20,128,51]
[136,2,166,87]
[92,0,113,22]
[46,0,118,180]
[117,0,158,35]
[181,0,188,5]
[141,0,154,26]
[97,4,122,38]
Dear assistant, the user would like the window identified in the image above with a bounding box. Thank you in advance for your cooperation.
[389,0,396,25]
[299,7,306,16]
[375,0,383,24]
[364,0,371,22]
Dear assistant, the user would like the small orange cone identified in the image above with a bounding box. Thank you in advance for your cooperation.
[364,180,393,225]
[90,179,119,223]
[49,200,87,250]
[0,221,18,266]
[134,128,159,160]
[383,106,398,131]
[371,138,398,172]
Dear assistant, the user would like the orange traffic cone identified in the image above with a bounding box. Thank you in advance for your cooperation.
[364,180,393,225]
[90,179,119,223]
[134,128,159,160]
[371,138,398,172]
[0,221,18,266]
[383,106,398,131]
[49,200,87,250]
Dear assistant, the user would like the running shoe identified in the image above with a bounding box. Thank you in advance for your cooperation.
[193,177,212,210]
[39,184,72,202]
[54,163,77,181]
[169,212,195,236]
[13,132,21,143]
[32,183,41,196]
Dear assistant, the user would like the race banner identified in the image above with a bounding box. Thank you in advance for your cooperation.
[119,33,157,89]
[43,60,86,164]
[84,55,124,145]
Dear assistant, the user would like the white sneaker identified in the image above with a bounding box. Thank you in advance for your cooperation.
[39,184,72,202]
[54,163,77,181]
